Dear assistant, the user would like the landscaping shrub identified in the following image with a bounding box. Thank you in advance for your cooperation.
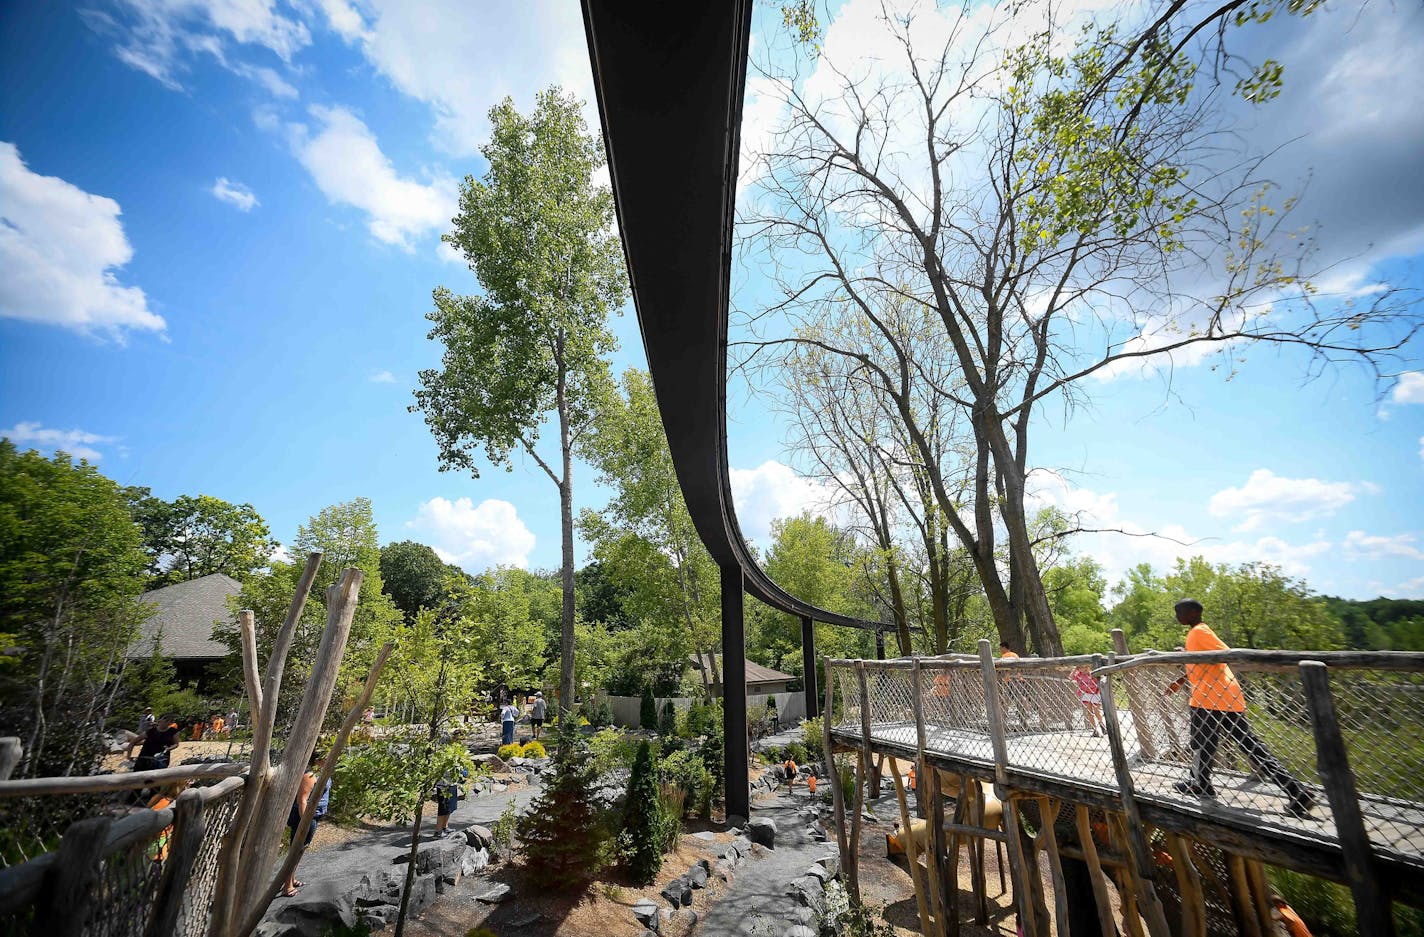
[658,749,711,817]
[521,740,546,758]
[681,698,710,737]
[657,699,677,737]
[497,743,523,762]
[657,782,685,853]
[331,736,475,826]
[802,716,823,761]
[490,799,518,856]
[619,740,664,884]
[587,696,614,729]
[588,727,638,777]
[517,716,612,887]
[639,686,657,729]
[786,742,811,766]
[698,700,725,804]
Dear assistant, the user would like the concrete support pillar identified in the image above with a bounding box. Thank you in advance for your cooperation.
[722,563,750,820]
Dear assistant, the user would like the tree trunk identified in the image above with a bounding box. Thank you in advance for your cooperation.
[557,401,577,718]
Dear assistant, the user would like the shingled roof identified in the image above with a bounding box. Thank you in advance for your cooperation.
[130,573,241,660]
[689,653,793,686]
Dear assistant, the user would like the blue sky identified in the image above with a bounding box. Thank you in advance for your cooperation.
[1,0,1421,601]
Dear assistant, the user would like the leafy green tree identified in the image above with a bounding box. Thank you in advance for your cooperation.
[640,685,657,730]
[1044,556,1112,655]
[0,442,152,777]
[415,87,627,715]
[576,561,634,631]
[517,711,612,887]
[129,493,276,586]
[380,540,453,621]
[452,567,552,692]
[620,739,665,883]
[580,369,722,691]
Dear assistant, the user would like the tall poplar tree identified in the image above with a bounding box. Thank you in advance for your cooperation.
[414,88,626,713]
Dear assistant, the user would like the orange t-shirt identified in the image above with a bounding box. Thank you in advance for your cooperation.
[1184,624,1245,712]
[1275,901,1313,937]
[931,672,952,698]
[1000,650,1019,660]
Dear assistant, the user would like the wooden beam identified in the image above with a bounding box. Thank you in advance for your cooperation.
[1097,656,1172,937]
[1111,629,1157,760]
[1035,798,1071,937]
[1075,805,1119,937]
[0,762,244,798]
[1300,660,1396,937]
[977,640,1008,789]
[823,657,852,903]
[1002,797,1042,937]
[1094,649,1424,676]
[892,762,935,936]
[36,815,109,936]
[147,788,206,937]
[1164,833,1207,937]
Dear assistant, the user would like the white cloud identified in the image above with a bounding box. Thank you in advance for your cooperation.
[1,422,117,462]
[1207,469,1364,532]
[1394,372,1424,404]
[1389,575,1424,599]
[368,369,395,383]
[729,460,837,545]
[86,0,310,91]
[0,142,165,338]
[1342,530,1424,562]
[268,542,293,565]
[407,497,536,572]
[211,176,259,211]
[321,0,593,155]
[1419,435,1424,464]
[289,105,456,248]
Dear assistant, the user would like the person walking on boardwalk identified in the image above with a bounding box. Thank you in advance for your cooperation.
[1070,665,1104,736]
[1163,599,1315,818]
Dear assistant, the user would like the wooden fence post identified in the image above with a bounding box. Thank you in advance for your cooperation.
[36,815,110,936]
[147,788,206,937]
[1299,661,1395,937]
[822,658,853,905]
[1097,655,1172,937]
[977,640,1009,789]
[1111,629,1157,760]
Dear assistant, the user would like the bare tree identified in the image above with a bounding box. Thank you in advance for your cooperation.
[739,0,1419,654]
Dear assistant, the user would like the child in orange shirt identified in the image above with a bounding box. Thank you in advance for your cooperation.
[1164,599,1314,817]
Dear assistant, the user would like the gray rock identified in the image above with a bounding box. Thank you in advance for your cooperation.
[632,899,661,931]
[816,852,841,877]
[804,863,832,882]
[673,908,699,928]
[660,878,690,909]
[692,830,717,841]
[746,817,777,848]
[506,908,541,928]
[404,874,438,916]
[463,824,494,849]
[787,926,818,937]
[788,906,815,925]
[789,874,824,907]
[491,782,508,793]
[473,881,511,904]
[274,877,359,937]
[687,864,708,888]
[460,846,489,875]
[726,814,747,828]
[471,753,509,772]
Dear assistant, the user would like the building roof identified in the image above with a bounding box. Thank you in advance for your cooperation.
[689,654,794,686]
[131,573,242,660]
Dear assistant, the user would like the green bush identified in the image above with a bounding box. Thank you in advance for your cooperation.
[698,700,725,804]
[657,699,677,737]
[1268,866,1424,937]
[658,749,711,818]
[639,686,657,729]
[681,698,710,738]
[490,799,518,856]
[521,740,546,758]
[331,737,476,826]
[497,743,523,761]
[786,742,810,766]
[587,696,614,729]
[588,727,638,777]
[657,782,685,853]
[802,716,823,759]
[619,740,664,884]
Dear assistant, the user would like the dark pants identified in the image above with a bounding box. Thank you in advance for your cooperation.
[502,721,515,746]
[1189,708,1304,799]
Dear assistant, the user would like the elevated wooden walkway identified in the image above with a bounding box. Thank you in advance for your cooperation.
[821,642,1424,936]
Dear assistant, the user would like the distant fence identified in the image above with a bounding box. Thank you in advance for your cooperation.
[607,691,806,730]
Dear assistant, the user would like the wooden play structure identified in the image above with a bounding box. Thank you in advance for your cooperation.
[0,553,392,937]
[821,633,1424,937]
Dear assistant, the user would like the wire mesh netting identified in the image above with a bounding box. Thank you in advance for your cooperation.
[0,775,245,937]
[828,654,1424,863]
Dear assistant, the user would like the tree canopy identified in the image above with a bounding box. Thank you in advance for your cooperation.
[128,493,276,587]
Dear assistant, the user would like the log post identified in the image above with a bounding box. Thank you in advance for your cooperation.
[1227,854,1264,937]
[1098,655,1172,937]
[928,766,948,937]
[1164,833,1207,937]
[1111,629,1157,761]
[1001,797,1043,937]
[147,788,206,937]
[0,737,20,781]
[911,661,944,932]
[1035,797,1070,937]
[977,640,1009,789]
[36,815,110,936]
[1075,805,1118,937]
[892,762,935,937]
[823,658,853,904]
[850,662,871,891]
[1299,661,1395,937]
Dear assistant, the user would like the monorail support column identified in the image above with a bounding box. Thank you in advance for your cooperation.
[801,615,819,719]
[722,563,750,822]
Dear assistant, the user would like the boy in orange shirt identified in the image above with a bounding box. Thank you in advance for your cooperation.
[1164,599,1315,818]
